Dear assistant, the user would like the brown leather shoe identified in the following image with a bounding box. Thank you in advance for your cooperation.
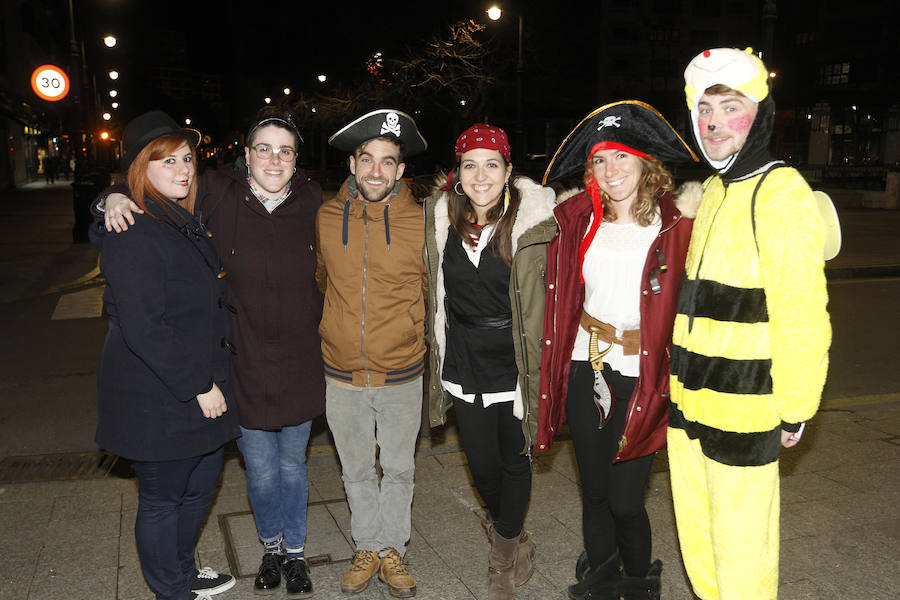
[341,549,380,594]
[378,548,416,598]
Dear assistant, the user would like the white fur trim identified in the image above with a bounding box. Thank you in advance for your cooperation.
[431,177,556,420]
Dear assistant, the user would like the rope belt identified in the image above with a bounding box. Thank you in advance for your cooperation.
[579,310,640,370]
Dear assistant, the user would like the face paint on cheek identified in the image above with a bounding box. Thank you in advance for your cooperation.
[727,114,754,132]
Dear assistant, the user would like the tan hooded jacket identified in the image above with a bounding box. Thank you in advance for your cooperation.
[315,177,427,387]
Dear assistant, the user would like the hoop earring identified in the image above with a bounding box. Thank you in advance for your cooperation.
[293,166,297,174]
[454,181,464,195]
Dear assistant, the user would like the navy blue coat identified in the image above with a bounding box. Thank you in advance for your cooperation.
[91,199,240,461]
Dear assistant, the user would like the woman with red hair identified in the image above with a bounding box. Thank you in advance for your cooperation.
[91,111,238,600]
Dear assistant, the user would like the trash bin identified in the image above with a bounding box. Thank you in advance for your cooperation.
[71,170,110,243]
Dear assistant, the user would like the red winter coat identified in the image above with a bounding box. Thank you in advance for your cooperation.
[536,184,700,460]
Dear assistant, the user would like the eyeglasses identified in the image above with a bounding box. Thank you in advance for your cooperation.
[250,144,297,161]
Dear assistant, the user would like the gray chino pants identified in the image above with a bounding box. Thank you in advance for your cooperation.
[325,377,422,556]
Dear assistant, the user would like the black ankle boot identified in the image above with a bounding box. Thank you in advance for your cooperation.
[619,559,662,600]
[567,551,621,600]
[574,549,589,582]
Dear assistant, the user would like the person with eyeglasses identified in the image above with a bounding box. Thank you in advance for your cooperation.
[95,111,325,597]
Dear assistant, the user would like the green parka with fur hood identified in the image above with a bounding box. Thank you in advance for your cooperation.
[425,176,557,454]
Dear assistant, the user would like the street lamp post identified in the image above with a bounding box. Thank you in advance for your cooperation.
[487,6,525,163]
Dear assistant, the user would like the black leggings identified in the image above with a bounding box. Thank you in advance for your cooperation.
[452,394,532,539]
[566,361,655,577]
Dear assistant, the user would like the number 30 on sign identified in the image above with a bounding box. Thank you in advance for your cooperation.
[30,65,70,101]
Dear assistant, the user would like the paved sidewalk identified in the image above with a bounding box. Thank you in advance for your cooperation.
[1,401,899,599]
[0,183,898,599]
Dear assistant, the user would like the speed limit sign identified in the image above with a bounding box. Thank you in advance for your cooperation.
[30,64,70,101]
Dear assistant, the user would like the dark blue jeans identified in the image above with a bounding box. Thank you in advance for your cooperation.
[132,447,224,600]
[236,422,312,550]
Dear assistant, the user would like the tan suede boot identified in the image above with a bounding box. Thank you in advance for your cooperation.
[341,549,380,593]
[514,530,536,586]
[378,547,416,598]
[488,528,518,600]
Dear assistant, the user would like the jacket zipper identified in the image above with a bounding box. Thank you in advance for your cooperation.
[361,202,369,385]
[617,205,681,459]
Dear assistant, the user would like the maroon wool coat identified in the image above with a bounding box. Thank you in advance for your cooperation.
[536,189,695,461]
[199,160,325,430]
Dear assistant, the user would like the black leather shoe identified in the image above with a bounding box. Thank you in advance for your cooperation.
[254,552,283,595]
[284,557,313,597]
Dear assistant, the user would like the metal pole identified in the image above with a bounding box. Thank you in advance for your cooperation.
[761,0,776,64]
[515,15,524,163]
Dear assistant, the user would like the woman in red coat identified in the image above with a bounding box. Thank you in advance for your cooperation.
[537,102,699,600]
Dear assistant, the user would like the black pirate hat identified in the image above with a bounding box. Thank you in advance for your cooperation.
[328,109,427,157]
[542,101,697,184]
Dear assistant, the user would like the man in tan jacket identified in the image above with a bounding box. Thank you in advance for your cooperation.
[316,109,427,598]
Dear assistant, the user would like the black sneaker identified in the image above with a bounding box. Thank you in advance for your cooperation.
[283,557,313,597]
[191,567,235,596]
[254,552,283,595]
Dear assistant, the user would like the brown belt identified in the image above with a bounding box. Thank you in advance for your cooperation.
[579,310,640,370]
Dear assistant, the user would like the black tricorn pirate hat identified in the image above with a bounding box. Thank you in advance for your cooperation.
[328,108,427,157]
[542,100,697,184]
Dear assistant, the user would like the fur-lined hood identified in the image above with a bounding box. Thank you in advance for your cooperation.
[429,176,556,258]
[555,180,702,219]
[425,176,556,422]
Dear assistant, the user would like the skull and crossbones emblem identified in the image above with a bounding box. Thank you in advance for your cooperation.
[380,112,401,136]
[597,116,622,131]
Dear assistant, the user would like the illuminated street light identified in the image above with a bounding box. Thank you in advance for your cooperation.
[111,102,118,109]
[102,112,111,121]
[109,70,119,80]
[487,5,502,20]
[100,131,110,140]
[103,35,117,48]
[283,87,291,95]
[185,118,192,125]
[769,72,777,79]
[264,97,272,104]
[318,74,327,83]
[109,90,118,98]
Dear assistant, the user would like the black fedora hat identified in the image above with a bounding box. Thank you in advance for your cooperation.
[122,110,201,170]
[328,109,427,157]
[543,101,697,184]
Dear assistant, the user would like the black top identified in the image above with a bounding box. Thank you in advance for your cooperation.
[441,227,518,394]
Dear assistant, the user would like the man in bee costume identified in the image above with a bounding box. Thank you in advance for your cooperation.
[668,47,831,599]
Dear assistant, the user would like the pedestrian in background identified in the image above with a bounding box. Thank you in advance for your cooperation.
[90,110,238,600]
[98,111,325,597]
[538,102,700,600]
[669,47,831,600]
[317,109,427,598]
[425,124,556,599]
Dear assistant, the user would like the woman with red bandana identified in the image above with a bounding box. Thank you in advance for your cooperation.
[425,124,557,599]
[537,102,699,600]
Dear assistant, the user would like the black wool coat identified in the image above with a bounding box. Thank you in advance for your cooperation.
[197,159,325,430]
[91,199,240,461]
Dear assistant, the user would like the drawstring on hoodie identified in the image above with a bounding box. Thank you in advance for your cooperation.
[342,199,351,249]
[384,204,391,249]
[341,197,392,251]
